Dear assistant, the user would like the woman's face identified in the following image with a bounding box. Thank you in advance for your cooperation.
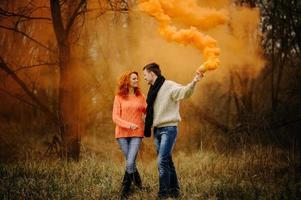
[129,73,139,88]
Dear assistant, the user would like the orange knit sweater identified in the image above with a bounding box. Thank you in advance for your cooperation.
[112,94,147,138]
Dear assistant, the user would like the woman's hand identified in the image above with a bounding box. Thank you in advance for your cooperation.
[130,124,138,130]
[142,114,146,122]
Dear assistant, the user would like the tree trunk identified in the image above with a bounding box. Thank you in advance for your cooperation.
[58,42,81,161]
[50,0,85,161]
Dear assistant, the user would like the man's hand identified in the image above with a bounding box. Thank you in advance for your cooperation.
[192,72,203,84]
[130,124,138,130]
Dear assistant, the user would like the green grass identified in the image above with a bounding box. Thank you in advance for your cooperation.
[0,145,300,200]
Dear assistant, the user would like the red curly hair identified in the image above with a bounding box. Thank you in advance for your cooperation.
[116,71,142,97]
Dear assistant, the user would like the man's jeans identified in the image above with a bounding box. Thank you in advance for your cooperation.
[154,126,180,196]
[117,137,142,173]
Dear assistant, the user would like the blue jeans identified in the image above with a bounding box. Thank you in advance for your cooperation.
[117,137,142,173]
[154,126,180,196]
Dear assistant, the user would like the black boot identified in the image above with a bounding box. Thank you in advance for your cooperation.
[133,170,142,189]
[169,188,181,198]
[120,171,132,199]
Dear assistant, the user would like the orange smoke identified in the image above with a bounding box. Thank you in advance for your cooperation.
[139,0,229,73]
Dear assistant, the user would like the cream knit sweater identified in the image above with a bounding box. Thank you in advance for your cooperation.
[152,80,196,128]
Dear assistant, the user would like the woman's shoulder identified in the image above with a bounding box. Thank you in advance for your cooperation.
[114,94,124,101]
[136,93,146,101]
[115,94,145,101]
[140,93,146,98]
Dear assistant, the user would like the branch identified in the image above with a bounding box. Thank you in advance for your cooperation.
[0,57,58,123]
[14,62,58,72]
[0,25,55,52]
[108,0,129,11]
[65,0,87,37]
[272,118,301,130]
[50,0,66,44]
[0,88,36,107]
[0,7,52,21]
[186,102,229,133]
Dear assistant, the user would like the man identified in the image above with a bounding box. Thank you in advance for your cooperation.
[142,62,202,199]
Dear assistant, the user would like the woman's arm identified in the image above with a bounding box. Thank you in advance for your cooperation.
[141,94,147,114]
[141,95,147,122]
[112,96,136,129]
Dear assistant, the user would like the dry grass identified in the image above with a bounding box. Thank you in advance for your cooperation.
[0,121,300,199]
[0,143,300,200]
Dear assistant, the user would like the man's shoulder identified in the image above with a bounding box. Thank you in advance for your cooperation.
[159,80,181,94]
[163,80,181,88]
[164,80,179,86]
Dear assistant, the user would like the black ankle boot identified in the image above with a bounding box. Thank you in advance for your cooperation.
[120,171,132,199]
[133,170,142,189]
[169,188,181,198]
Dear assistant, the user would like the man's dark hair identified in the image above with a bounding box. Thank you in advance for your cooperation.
[143,62,161,76]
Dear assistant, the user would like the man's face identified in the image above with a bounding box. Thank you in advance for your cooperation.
[143,69,154,85]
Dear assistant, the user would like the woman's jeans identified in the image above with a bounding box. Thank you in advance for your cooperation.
[117,137,142,173]
[154,126,180,196]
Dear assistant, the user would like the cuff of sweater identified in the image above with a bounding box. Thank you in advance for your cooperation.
[187,81,196,92]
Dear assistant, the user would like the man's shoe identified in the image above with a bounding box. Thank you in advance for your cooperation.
[169,188,181,199]
[156,194,169,200]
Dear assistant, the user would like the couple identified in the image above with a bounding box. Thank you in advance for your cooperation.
[112,63,203,199]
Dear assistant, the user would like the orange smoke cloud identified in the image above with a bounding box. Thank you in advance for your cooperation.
[139,0,229,73]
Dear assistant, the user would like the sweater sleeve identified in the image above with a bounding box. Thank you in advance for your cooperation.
[112,96,133,129]
[170,81,196,101]
[141,94,147,114]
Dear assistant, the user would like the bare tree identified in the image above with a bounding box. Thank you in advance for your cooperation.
[50,0,87,161]
[0,0,88,161]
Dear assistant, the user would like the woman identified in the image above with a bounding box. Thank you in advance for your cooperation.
[112,71,146,199]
